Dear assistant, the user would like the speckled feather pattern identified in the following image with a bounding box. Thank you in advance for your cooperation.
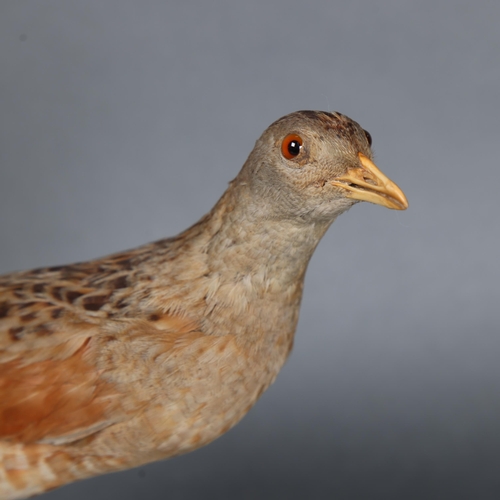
[0,111,393,498]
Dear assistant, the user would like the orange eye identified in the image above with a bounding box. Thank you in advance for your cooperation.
[281,134,303,159]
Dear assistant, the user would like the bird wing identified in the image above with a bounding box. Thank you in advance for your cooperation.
[0,263,125,445]
[0,249,160,442]
[0,334,121,444]
[0,253,207,448]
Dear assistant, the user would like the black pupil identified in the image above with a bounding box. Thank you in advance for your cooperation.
[288,140,301,156]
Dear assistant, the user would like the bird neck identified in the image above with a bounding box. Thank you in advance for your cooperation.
[147,180,333,344]
[200,180,332,289]
[168,180,332,360]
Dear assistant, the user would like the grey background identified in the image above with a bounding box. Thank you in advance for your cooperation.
[1,1,499,499]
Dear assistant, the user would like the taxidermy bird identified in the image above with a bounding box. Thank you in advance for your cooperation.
[0,110,407,499]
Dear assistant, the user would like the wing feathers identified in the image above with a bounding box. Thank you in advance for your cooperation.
[0,337,120,444]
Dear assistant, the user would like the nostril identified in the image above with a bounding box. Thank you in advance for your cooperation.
[363,175,377,186]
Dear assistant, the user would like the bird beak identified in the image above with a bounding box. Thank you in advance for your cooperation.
[330,153,408,210]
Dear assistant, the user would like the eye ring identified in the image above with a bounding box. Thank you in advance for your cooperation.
[281,134,303,160]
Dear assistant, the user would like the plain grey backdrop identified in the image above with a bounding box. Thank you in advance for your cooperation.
[1,1,499,499]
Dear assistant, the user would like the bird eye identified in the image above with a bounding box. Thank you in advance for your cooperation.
[281,134,303,160]
[363,129,372,146]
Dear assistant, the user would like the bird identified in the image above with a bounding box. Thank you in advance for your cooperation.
[0,110,407,499]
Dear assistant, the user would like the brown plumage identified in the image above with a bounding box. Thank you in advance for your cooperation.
[0,110,408,498]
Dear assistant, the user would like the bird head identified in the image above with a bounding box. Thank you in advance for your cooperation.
[238,110,408,224]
